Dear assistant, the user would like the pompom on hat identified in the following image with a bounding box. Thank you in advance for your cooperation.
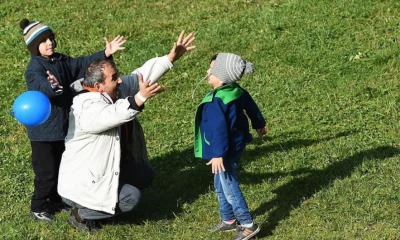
[20,18,55,56]
[210,53,255,84]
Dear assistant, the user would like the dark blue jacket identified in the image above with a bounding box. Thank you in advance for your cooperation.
[25,50,110,141]
[194,83,266,160]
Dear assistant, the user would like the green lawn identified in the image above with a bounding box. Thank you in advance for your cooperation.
[1,0,399,239]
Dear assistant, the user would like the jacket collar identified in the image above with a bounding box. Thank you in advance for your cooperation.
[200,83,243,105]
[31,52,63,61]
[69,78,114,103]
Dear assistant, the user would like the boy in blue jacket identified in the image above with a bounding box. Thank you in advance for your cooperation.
[194,53,267,240]
[19,18,125,222]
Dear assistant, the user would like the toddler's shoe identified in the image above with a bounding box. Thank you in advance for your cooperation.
[233,223,260,240]
[207,220,237,232]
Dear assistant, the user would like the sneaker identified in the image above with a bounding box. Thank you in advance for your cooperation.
[207,220,237,232]
[233,223,260,240]
[29,211,54,222]
[67,208,101,233]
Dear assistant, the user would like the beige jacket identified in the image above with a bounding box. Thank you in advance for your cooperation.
[58,56,173,214]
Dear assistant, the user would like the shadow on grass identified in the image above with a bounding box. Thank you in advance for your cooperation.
[117,130,357,225]
[246,145,400,238]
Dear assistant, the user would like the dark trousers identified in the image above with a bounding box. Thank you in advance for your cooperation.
[119,159,155,191]
[30,140,64,212]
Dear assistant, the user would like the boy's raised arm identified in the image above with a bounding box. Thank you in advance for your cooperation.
[104,35,126,57]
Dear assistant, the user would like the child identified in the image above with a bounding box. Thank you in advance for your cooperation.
[194,53,267,240]
[19,18,125,222]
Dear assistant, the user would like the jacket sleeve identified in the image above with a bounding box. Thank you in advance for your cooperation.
[67,50,111,81]
[242,90,266,129]
[119,55,174,98]
[119,75,139,98]
[118,55,173,98]
[131,55,173,85]
[25,67,61,99]
[77,96,140,134]
[206,100,229,158]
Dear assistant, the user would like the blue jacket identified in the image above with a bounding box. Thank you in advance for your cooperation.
[194,83,266,160]
[24,50,110,141]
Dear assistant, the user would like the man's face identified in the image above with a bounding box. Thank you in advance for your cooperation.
[98,64,122,102]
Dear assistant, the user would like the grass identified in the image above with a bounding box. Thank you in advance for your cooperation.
[1,0,400,239]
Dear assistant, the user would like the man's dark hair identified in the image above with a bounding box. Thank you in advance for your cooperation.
[83,60,118,87]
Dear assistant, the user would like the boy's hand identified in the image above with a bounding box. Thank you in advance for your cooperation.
[206,157,225,174]
[256,126,268,136]
[167,30,196,63]
[104,35,126,57]
[47,71,63,93]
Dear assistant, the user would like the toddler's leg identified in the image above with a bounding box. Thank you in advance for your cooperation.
[215,172,235,221]
[218,153,253,225]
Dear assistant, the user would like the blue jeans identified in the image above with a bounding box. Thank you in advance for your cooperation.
[214,152,252,225]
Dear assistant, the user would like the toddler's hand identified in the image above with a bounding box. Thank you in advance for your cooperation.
[256,126,267,137]
[206,157,225,174]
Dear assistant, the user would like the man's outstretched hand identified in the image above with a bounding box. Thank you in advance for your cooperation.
[168,30,196,63]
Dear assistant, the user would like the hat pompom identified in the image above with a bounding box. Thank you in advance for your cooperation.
[244,62,255,75]
[20,19,30,30]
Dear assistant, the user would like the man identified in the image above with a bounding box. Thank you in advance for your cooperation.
[57,31,196,232]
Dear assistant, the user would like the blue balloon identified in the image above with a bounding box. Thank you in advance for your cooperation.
[12,91,51,127]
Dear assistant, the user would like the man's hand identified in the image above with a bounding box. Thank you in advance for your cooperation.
[104,35,126,57]
[206,157,225,174]
[167,30,196,63]
[135,73,165,105]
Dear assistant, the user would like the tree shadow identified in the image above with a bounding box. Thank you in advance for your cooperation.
[116,130,358,225]
[244,145,400,238]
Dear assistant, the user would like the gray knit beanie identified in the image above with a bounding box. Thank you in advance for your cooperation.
[210,53,255,83]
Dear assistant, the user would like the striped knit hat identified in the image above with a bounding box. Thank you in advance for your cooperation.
[210,53,255,84]
[20,19,55,56]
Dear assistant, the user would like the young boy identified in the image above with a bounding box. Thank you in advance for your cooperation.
[19,18,125,222]
[194,53,267,240]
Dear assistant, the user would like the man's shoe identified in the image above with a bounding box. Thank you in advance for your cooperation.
[29,211,54,222]
[67,208,101,233]
[207,220,237,232]
[233,223,260,240]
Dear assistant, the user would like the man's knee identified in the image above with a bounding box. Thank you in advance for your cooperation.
[119,184,141,213]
